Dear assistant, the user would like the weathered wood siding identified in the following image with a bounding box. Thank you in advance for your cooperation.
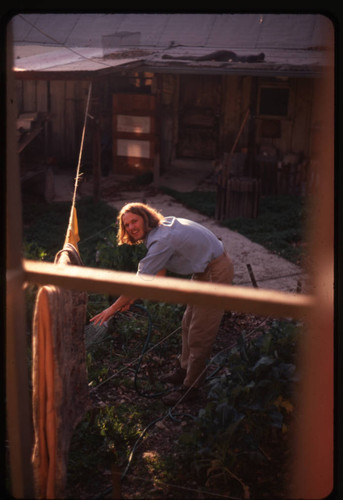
[221,75,251,152]
[16,73,315,181]
[220,75,314,160]
[16,79,90,164]
[157,73,179,168]
[158,73,314,166]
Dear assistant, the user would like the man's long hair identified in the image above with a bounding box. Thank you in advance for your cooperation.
[117,202,164,245]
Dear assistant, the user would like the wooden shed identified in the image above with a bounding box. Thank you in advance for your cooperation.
[10,13,334,205]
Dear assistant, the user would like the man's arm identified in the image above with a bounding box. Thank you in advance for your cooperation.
[90,269,166,326]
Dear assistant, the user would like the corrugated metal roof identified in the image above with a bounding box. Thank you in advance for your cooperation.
[10,13,334,77]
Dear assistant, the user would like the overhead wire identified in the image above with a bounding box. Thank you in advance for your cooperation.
[17,14,121,70]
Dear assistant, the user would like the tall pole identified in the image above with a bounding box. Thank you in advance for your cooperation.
[6,25,34,498]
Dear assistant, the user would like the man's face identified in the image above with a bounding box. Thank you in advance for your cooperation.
[122,211,146,242]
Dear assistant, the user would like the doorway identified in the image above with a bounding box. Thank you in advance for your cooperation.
[177,74,222,159]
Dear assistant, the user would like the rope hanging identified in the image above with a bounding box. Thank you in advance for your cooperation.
[64,81,93,250]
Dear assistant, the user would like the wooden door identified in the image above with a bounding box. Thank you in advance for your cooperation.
[177,75,222,159]
[112,94,156,175]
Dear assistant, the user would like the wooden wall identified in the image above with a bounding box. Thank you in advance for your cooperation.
[16,72,315,179]
[158,73,314,166]
[254,77,314,157]
[16,79,91,166]
[221,75,251,152]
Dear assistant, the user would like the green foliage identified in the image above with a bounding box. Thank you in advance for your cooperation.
[96,231,147,273]
[23,201,71,261]
[23,192,303,498]
[162,189,307,264]
[23,197,121,338]
[23,197,118,265]
[177,320,301,495]
[135,172,154,185]
[143,301,185,334]
[68,404,147,482]
[86,293,110,322]
[95,405,145,452]
[23,241,48,261]
[161,187,217,217]
[222,195,307,264]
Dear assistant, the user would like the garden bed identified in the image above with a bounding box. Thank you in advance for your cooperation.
[21,190,306,499]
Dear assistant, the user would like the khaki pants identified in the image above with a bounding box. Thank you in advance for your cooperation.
[180,252,234,388]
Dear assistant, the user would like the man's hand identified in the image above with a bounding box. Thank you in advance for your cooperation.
[90,305,116,326]
[90,297,135,326]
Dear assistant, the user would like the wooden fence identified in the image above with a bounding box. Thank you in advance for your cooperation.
[255,159,309,196]
[216,176,261,220]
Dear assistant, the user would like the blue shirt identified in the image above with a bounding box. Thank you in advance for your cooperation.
[137,216,224,276]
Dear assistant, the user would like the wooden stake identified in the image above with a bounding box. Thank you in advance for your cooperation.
[247,263,258,288]
[111,464,122,499]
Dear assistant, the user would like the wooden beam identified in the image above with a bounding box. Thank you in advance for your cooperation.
[22,259,315,321]
[6,30,34,498]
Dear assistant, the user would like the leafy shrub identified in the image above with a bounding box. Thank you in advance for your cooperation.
[221,195,307,264]
[23,241,48,261]
[161,187,217,217]
[68,404,147,484]
[177,319,301,497]
[23,197,118,265]
[96,231,147,273]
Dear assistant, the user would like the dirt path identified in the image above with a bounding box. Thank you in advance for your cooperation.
[104,188,309,294]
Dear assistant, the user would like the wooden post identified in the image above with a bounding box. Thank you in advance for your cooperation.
[93,118,101,203]
[6,28,34,498]
[111,464,122,499]
[290,37,334,498]
[247,264,258,288]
